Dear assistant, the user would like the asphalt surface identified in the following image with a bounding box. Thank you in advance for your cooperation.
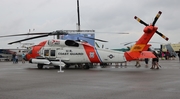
[1,58,180,99]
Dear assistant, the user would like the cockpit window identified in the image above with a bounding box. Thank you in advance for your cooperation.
[44,50,49,56]
[28,50,32,54]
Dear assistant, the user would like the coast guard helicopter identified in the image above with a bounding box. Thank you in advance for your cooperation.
[0,11,169,69]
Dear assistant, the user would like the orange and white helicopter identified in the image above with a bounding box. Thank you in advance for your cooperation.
[0,11,169,69]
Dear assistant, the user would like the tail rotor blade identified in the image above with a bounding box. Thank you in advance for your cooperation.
[156,31,169,41]
[152,11,162,26]
[124,41,135,46]
[134,16,149,26]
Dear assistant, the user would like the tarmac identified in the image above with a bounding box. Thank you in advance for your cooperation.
[1,58,180,99]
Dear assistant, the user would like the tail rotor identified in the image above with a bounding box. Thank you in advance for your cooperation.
[134,11,169,41]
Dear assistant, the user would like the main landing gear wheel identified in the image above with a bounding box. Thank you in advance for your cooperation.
[54,66,60,69]
[100,63,108,68]
[37,64,44,69]
[65,64,70,69]
[83,63,90,69]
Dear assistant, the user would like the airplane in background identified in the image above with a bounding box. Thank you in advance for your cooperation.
[0,11,169,69]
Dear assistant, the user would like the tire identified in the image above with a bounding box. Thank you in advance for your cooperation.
[84,63,90,69]
[54,66,60,69]
[37,64,43,69]
[85,65,90,69]
[65,64,70,69]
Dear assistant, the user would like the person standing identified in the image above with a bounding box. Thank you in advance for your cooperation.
[151,51,159,69]
[178,49,180,62]
[135,59,141,67]
[22,53,25,63]
[144,48,150,67]
[144,58,149,67]
[165,50,170,60]
[161,52,165,60]
[12,52,16,64]
[15,54,18,63]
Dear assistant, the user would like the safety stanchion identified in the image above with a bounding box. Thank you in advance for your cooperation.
[57,58,64,73]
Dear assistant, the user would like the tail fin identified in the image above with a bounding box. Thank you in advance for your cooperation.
[124,11,168,61]
[124,25,157,61]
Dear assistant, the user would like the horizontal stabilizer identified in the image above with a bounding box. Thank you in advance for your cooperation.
[124,51,140,61]
[124,51,156,61]
[139,51,156,59]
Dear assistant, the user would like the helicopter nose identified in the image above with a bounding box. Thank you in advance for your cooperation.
[24,54,31,61]
[25,54,33,61]
[24,54,27,61]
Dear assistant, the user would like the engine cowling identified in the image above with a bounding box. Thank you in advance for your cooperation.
[47,40,66,47]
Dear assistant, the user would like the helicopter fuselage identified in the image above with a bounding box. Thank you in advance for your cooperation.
[27,39,126,69]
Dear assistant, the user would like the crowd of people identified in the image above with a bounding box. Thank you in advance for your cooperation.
[134,51,160,69]
[12,52,18,64]
[134,49,180,70]
[12,52,25,64]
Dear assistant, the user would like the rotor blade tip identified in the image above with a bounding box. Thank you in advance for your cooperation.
[134,16,137,19]
[165,38,169,41]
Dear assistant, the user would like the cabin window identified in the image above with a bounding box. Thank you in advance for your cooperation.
[50,50,55,56]
[44,50,49,56]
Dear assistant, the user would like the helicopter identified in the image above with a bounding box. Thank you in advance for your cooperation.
[0,11,169,69]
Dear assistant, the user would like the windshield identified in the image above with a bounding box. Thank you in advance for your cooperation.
[28,50,32,54]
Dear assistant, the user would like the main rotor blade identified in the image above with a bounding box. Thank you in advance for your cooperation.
[83,36,108,42]
[0,33,49,38]
[134,16,149,26]
[152,11,162,26]
[116,33,129,34]
[0,30,68,38]
[156,31,169,41]
[48,30,69,35]
[94,32,129,34]
[124,41,135,46]
[8,35,49,45]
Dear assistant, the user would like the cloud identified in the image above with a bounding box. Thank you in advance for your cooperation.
[0,0,179,49]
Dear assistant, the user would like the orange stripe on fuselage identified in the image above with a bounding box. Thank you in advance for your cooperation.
[83,44,101,63]
[26,40,47,61]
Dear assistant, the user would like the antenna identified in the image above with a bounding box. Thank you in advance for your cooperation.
[77,0,81,31]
